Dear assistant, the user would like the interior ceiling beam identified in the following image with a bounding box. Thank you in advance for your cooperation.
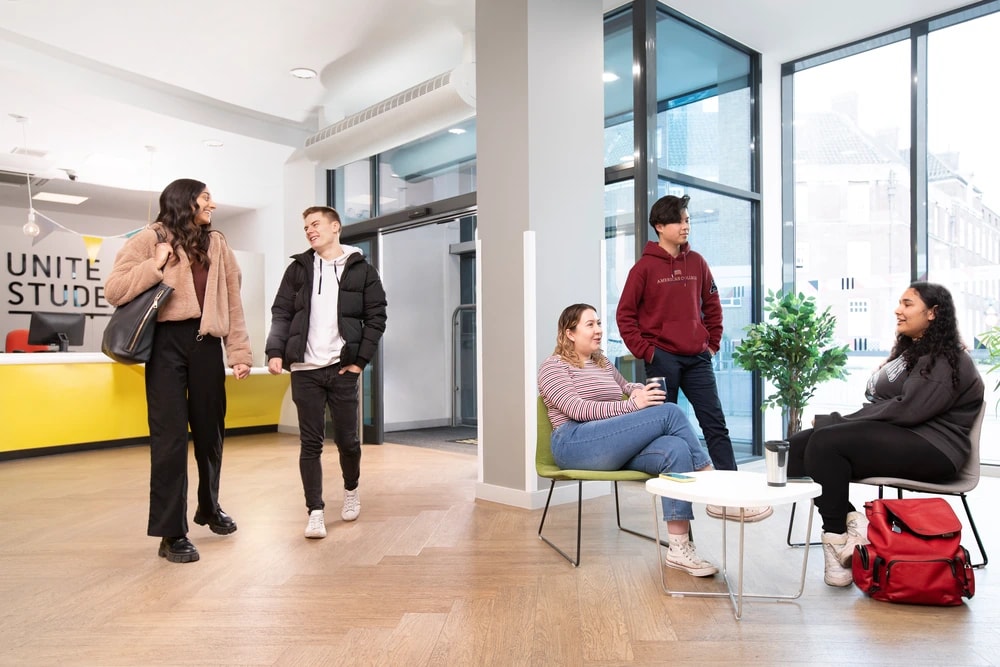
[0,27,316,148]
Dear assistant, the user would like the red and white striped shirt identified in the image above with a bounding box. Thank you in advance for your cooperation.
[537,355,644,430]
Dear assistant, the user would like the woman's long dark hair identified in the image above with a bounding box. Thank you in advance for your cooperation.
[155,178,212,266]
[887,281,964,387]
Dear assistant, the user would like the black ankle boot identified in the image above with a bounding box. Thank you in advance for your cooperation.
[193,507,238,535]
[158,536,200,563]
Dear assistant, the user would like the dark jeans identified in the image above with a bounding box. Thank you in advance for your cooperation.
[645,347,736,471]
[144,319,227,537]
[788,422,956,533]
[291,364,362,513]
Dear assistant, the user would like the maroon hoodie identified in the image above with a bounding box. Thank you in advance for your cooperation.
[616,240,723,362]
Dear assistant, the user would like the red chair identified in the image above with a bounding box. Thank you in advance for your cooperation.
[5,329,50,353]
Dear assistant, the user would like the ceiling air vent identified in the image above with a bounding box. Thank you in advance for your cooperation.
[0,170,50,188]
[304,63,476,168]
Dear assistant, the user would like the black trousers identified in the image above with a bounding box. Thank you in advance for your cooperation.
[291,364,362,513]
[645,347,737,471]
[144,319,227,537]
[788,422,956,534]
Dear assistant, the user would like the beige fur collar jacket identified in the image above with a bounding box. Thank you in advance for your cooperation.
[104,223,253,368]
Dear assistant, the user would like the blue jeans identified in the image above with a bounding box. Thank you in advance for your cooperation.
[550,403,712,521]
[647,347,736,471]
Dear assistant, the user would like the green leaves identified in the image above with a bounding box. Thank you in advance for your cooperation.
[980,325,1000,392]
[732,290,850,436]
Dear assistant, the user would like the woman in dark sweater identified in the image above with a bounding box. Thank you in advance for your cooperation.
[788,282,984,587]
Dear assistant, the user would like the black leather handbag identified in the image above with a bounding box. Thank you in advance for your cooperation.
[101,282,174,364]
[101,227,174,364]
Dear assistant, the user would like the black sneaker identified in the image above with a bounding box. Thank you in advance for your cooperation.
[158,536,199,563]
[193,508,238,535]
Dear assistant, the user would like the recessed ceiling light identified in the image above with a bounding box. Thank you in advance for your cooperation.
[33,192,88,205]
[448,128,466,135]
[290,67,317,79]
[603,72,619,82]
[203,139,224,148]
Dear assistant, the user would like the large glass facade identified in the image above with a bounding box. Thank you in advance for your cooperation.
[603,3,761,459]
[786,2,1000,462]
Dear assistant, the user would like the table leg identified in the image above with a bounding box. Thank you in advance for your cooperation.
[651,496,817,620]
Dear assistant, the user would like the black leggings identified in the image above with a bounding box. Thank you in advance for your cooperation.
[788,422,956,534]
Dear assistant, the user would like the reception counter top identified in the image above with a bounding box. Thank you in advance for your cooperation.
[0,353,290,458]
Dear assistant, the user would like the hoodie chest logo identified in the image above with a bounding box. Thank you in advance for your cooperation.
[657,269,694,284]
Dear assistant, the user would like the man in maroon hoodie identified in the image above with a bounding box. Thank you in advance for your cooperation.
[616,194,771,522]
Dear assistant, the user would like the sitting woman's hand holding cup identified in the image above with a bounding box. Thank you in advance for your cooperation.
[633,378,667,408]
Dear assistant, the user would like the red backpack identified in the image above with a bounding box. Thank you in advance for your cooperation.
[852,497,974,605]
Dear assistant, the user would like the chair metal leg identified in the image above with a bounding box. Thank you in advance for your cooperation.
[614,481,671,546]
[958,493,988,569]
[537,479,583,567]
[786,501,822,547]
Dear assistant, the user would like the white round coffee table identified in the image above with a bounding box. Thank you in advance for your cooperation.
[646,469,822,620]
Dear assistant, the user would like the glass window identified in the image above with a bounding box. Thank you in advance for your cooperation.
[333,159,372,225]
[655,13,753,191]
[603,8,634,168]
[927,10,1000,461]
[789,5,1000,462]
[377,117,477,216]
[791,41,913,423]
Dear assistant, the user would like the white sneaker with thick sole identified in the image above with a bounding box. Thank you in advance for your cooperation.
[305,509,327,539]
[838,510,870,567]
[705,504,773,522]
[821,531,853,587]
[341,489,361,521]
[665,537,718,577]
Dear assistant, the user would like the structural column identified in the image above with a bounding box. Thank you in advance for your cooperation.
[475,0,605,507]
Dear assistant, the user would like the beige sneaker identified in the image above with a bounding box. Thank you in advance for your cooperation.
[821,532,853,587]
[666,536,718,577]
[305,509,326,539]
[705,504,773,522]
[341,489,361,521]
[838,511,870,567]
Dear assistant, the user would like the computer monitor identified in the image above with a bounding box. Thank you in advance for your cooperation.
[27,311,86,352]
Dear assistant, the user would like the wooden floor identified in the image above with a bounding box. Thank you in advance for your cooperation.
[3,433,1000,666]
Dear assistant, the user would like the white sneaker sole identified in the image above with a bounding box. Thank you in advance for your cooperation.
[665,559,718,577]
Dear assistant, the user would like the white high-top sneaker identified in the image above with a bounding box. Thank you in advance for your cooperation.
[838,511,870,567]
[821,532,853,587]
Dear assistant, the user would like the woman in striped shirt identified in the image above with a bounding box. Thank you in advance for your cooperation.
[538,303,717,577]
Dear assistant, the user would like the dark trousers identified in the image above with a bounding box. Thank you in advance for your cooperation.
[291,364,362,513]
[788,422,956,534]
[645,347,736,471]
[144,319,227,537]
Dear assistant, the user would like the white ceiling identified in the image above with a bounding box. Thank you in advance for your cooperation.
[0,0,973,223]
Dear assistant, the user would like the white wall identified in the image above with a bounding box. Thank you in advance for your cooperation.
[0,204,267,362]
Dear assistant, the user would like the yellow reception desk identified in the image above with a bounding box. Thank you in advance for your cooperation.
[0,353,290,459]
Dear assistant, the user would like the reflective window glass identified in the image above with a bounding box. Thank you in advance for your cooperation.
[378,117,477,216]
[333,159,372,225]
[655,13,752,190]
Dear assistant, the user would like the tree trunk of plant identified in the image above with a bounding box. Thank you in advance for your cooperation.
[785,407,802,440]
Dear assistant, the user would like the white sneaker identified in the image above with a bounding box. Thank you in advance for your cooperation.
[305,509,326,539]
[839,511,870,567]
[665,537,718,577]
[821,532,853,587]
[705,504,773,522]
[341,489,361,521]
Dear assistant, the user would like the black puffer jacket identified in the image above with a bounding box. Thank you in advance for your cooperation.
[265,249,387,371]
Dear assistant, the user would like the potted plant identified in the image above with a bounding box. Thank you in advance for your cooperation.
[979,325,1000,407]
[732,290,850,439]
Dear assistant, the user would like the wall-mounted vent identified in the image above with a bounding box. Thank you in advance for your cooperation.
[304,63,476,168]
[0,170,50,188]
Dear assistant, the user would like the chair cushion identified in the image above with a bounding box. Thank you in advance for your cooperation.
[535,396,654,482]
